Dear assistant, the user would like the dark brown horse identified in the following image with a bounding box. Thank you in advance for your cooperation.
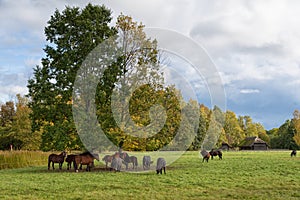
[291,150,297,157]
[48,151,67,170]
[65,154,78,170]
[74,152,99,172]
[209,149,223,160]
[120,152,138,169]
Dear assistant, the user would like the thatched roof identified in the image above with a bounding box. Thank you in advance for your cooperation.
[239,136,267,147]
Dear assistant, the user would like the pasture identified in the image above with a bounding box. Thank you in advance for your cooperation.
[0,151,299,200]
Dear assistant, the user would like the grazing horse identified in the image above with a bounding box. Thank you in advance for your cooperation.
[102,154,118,169]
[120,152,138,169]
[156,157,166,174]
[291,150,297,157]
[143,156,153,170]
[74,152,99,172]
[201,150,210,162]
[111,157,124,172]
[209,149,223,160]
[48,151,67,170]
[66,154,79,170]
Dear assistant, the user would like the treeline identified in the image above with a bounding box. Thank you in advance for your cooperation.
[1,4,299,151]
[1,94,299,151]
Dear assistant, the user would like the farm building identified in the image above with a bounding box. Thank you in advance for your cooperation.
[239,136,268,150]
[220,142,232,151]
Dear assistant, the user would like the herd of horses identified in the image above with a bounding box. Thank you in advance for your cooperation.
[201,149,223,162]
[48,151,99,172]
[201,149,297,162]
[48,149,297,172]
[48,150,164,173]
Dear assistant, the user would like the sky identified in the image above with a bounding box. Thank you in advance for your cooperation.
[1,0,300,130]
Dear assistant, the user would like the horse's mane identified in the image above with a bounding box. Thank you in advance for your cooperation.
[80,151,98,159]
[80,151,92,155]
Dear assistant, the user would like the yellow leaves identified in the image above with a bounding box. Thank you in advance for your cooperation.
[293,132,300,146]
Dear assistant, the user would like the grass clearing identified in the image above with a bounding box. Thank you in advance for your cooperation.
[0,151,299,199]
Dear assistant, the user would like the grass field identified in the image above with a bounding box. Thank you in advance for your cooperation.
[0,151,299,200]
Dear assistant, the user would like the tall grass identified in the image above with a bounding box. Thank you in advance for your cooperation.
[0,151,49,169]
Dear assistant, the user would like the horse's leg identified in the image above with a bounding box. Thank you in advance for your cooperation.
[48,160,50,170]
[52,162,55,170]
[74,161,78,172]
[163,167,166,174]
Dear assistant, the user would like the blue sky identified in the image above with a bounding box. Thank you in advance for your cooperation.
[1,0,300,130]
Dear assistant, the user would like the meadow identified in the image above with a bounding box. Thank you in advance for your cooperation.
[0,151,299,200]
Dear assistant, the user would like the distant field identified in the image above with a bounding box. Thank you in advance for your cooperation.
[0,151,299,200]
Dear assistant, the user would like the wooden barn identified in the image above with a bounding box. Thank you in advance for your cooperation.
[239,136,268,150]
[220,142,232,151]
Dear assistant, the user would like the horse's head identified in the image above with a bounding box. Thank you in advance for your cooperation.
[93,153,100,161]
[62,151,67,157]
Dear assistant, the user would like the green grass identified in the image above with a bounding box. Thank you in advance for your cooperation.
[0,151,299,199]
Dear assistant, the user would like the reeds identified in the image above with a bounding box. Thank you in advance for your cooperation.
[0,151,49,170]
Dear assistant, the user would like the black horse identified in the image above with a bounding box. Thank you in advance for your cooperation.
[48,151,67,170]
[209,149,223,160]
[291,150,297,157]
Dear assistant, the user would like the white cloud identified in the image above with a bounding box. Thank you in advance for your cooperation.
[240,89,260,94]
[1,0,300,129]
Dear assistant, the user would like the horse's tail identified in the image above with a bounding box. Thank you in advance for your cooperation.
[48,156,51,170]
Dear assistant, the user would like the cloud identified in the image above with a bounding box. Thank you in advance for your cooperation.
[1,0,300,129]
[240,89,260,94]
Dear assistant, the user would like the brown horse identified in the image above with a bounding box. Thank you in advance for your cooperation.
[120,152,138,169]
[209,149,223,160]
[201,150,210,162]
[48,151,67,170]
[74,152,99,172]
[102,155,115,169]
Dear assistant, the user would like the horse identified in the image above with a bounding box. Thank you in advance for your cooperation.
[66,154,79,170]
[143,155,153,170]
[111,157,124,172]
[291,150,297,157]
[48,151,67,170]
[156,157,166,174]
[201,150,210,162]
[120,152,138,169]
[74,152,99,172]
[209,149,223,160]
[102,154,119,169]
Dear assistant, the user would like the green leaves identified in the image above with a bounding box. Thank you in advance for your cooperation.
[28,4,115,151]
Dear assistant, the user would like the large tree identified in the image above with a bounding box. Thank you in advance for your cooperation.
[27,4,116,151]
[93,15,183,151]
